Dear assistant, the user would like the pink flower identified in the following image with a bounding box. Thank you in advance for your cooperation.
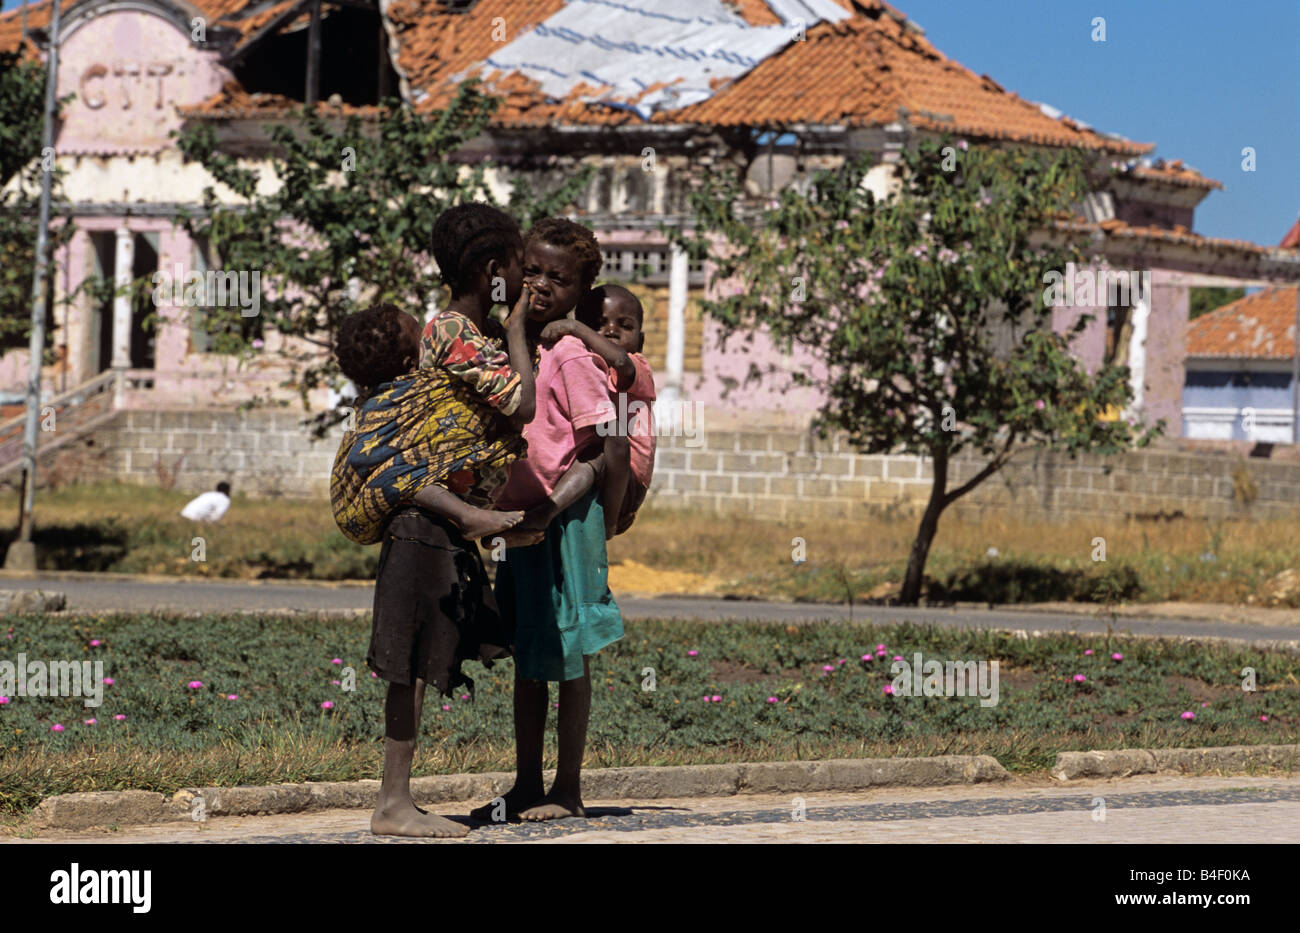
[822,664,835,672]
[838,658,847,665]
[861,654,871,661]
[687,650,698,657]
[702,695,711,702]
[252,338,265,349]
[1111,653,1123,661]
[608,685,614,690]
[461,694,470,700]
[876,644,886,652]
[712,695,721,702]
[51,723,65,732]
[1180,711,1195,720]
[84,718,97,725]
[320,701,334,710]
[1260,715,1269,723]
[882,685,895,695]
[1084,649,1094,656]
[835,220,850,230]
[1201,701,1209,707]
[331,658,342,665]
[89,639,101,647]
[226,694,238,701]
[892,655,903,662]
[371,672,378,678]
[114,714,126,721]
[553,702,560,709]
[103,678,114,686]
[957,139,968,150]
[0,697,9,705]
[443,704,451,711]
[1073,674,1087,683]
[331,680,341,685]
[187,681,203,689]
[767,697,778,703]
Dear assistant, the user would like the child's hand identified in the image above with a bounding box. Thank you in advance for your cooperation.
[540,319,576,344]
[505,285,531,330]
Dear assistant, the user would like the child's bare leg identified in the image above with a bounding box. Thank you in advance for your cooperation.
[412,483,524,540]
[470,677,548,821]
[521,658,591,821]
[372,679,469,837]
[498,458,599,547]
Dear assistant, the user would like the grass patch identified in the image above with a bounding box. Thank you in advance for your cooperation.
[2,482,1299,604]
[0,611,1295,816]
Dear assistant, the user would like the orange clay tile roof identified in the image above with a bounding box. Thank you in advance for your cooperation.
[674,7,1149,153]
[1283,218,1300,249]
[1186,286,1299,360]
[376,0,1152,153]
[5,0,1154,157]
[1057,217,1291,258]
[1121,158,1223,191]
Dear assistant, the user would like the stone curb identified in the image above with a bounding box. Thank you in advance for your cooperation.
[1051,744,1300,781]
[0,589,66,613]
[25,755,1008,831]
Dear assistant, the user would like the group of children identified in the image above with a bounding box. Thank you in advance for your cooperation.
[329,204,655,837]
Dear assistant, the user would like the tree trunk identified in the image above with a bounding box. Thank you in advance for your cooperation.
[899,448,948,605]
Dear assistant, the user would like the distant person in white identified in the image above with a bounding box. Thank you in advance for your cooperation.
[180,482,232,522]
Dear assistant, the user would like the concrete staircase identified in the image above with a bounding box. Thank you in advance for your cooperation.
[0,370,122,478]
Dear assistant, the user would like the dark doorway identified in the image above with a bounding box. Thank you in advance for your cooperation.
[130,233,158,369]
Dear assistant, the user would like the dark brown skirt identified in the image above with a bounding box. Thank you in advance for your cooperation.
[367,506,512,697]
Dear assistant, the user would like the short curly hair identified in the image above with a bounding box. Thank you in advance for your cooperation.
[335,304,416,394]
[526,216,602,288]
[430,203,523,297]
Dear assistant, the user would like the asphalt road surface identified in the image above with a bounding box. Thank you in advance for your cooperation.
[3,574,1299,646]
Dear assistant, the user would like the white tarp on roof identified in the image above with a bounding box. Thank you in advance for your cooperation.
[477,0,850,119]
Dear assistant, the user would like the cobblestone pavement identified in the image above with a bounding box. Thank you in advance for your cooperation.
[12,775,1300,844]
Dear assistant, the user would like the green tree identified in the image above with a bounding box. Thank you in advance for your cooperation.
[175,81,590,426]
[1188,286,1245,320]
[681,138,1160,605]
[0,49,73,352]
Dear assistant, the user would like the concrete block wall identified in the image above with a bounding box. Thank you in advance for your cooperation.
[49,409,1300,521]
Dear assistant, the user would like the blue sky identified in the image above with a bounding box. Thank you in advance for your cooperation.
[5,0,1296,246]
[886,0,1299,246]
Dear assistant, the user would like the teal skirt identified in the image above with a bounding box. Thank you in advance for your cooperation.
[495,490,623,682]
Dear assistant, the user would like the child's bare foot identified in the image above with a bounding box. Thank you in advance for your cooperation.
[469,784,544,823]
[457,508,524,541]
[497,504,551,548]
[519,791,585,821]
[371,802,470,837]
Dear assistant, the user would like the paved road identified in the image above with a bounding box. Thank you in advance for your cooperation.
[11,775,1299,844]
[4,574,1299,646]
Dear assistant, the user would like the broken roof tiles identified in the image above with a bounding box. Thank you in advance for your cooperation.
[0,0,1181,157]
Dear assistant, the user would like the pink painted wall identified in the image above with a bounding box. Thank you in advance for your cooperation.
[56,9,232,154]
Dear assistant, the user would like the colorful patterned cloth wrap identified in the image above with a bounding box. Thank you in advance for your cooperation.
[330,311,527,546]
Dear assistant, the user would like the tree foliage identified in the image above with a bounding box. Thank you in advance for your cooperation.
[681,138,1161,603]
[0,49,73,353]
[176,82,591,418]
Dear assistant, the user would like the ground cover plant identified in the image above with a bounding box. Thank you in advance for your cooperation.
[1,611,1294,817]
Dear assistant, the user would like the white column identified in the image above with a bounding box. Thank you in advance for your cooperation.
[112,227,133,369]
[1124,288,1151,421]
[656,241,688,433]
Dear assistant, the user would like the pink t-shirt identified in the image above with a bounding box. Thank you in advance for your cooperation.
[496,336,618,511]
[611,353,656,489]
